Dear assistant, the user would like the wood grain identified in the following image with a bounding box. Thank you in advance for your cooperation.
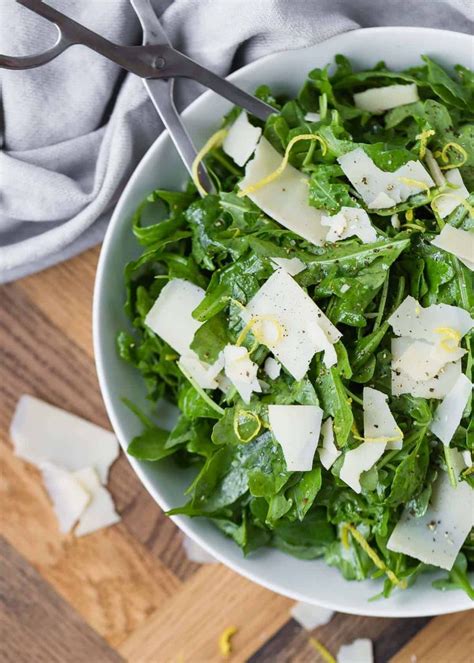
[390,611,474,663]
[119,564,292,662]
[1,246,472,662]
[0,535,122,663]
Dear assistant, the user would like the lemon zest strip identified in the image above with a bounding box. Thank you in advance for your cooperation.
[233,409,261,443]
[352,433,403,444]
[237,133,327,198]
[236,315,284,348]
[219,626,237,658]
[309,638,337,663]
[344,524,407,589]
[416,129,436,159]
[439,142,468,171]
[191,129,227,197]
[431,193,474,217]
[434,326,462,353]
[398,176,431,193]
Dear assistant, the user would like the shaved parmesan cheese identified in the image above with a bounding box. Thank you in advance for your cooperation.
[340,441,386,494]
[241,270,341,379]
[354,83,419,113]
[304,111,321,122]
[11,395,119,484]
[392,338,465,381]
[337,638,374,663]
[391,213,401,229]
[264,356,281,380]
[364,387,403,450]
[239,137,327,246]
[388,295,474,344]
[432,169,469,218]
[290,602,334,630]
[178,352,223,390]
[40,462,90,534]
[74,467,120,537]
[182,535,218,564]
[145,279,205,356]
[340,387,402,492]
[431,225,474,271]
[391,337,462,399]
[368,192,396,209]
[322,206,377,244]
[387,449,474,570]
[318,418,341,470]
[268,404,323,471]
[223,345,261,403]
[223,112,262,167]
[430,374,472,446]
[462,450,472,468]
[338,148,434,209]
[270,256,306,275]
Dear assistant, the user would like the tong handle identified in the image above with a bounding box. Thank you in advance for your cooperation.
[11,0,275,121]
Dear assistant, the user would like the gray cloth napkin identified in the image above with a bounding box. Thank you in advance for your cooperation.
[0,0,472,283]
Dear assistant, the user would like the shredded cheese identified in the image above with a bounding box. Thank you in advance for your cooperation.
[439,142,468,170]
[191,129,227,196]
[238,133,327,198]
[309,638,337,663]
[345,524,407,589]
[219,626,237,657]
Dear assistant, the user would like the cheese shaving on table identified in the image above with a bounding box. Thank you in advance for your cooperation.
[240,269,341,379]
[238,137,327,246]
[10,395,119,484]
[223,345,261,404]
[222,111,262,167]
[318,418,341,470]
[73,467,120,537]
[322,206,377,243]
[337,638,374,663]
[430,374,472,446]
[337,147,434,209]
[431,225,474,271]
[270,256,306,275]
[290,602,334,630]
[387,449,474,570]
[40,462,90,534]
[353,83,419,113]
[268,404,323,471]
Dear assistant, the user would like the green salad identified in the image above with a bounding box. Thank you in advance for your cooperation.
[118,55,474,599]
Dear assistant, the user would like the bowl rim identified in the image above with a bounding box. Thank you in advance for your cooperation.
[93,26,474,617]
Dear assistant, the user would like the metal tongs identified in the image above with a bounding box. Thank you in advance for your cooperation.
[0,0,274,193]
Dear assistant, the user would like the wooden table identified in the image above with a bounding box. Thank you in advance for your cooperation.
[1,247,472,662]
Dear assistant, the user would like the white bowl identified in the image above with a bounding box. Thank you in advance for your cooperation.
[94,27,473,617]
